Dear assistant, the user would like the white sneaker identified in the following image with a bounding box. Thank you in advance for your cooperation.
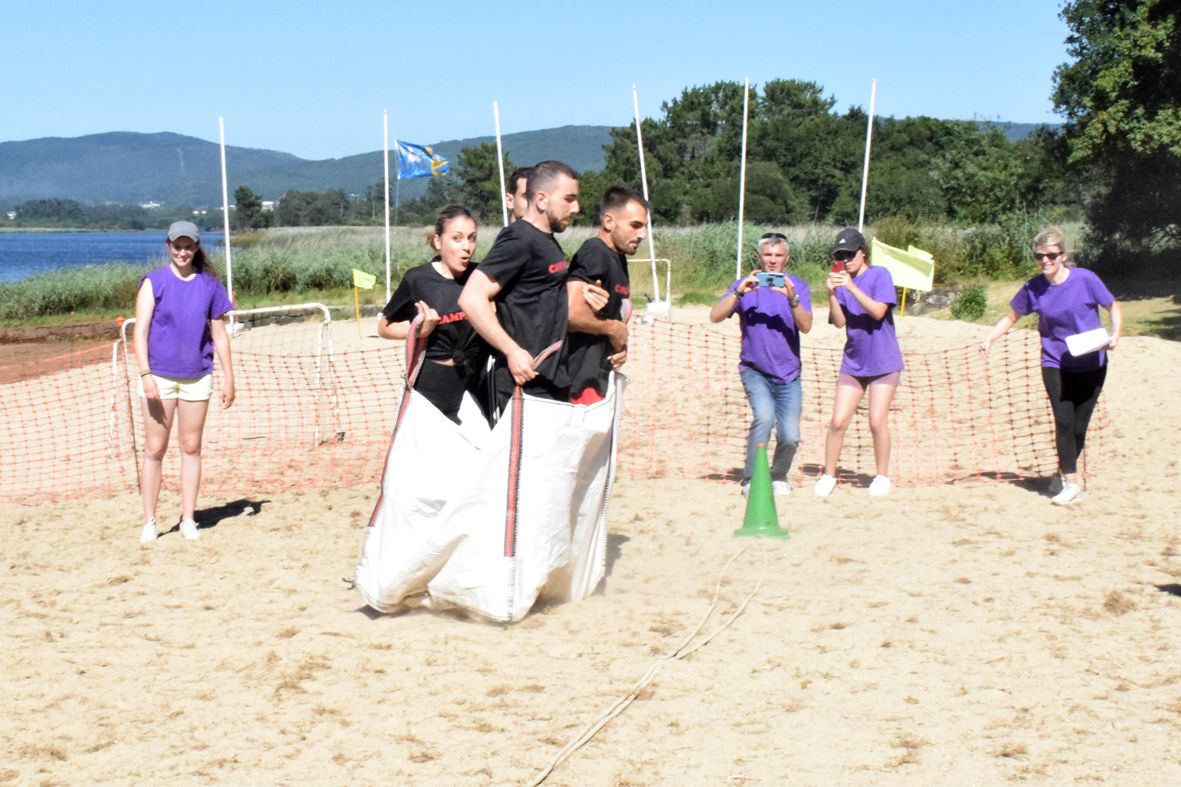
[868,476,892,497]
[1047,475,1064,495]
[1051,483,1082,506]
[740,482,750,498]
[179,518,200,540]
[813,474,837,497]
[772,480,791,496]
[139,517,157,544]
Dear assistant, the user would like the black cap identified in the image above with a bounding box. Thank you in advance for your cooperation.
[832,228,865,254]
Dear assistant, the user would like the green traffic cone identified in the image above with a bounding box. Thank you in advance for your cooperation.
[734,442,789,539]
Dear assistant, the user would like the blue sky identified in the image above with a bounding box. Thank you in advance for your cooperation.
[4,1,1070,161]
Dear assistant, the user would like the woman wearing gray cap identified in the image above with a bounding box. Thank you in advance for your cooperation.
[133,221,236,544]
[814,228,904,498]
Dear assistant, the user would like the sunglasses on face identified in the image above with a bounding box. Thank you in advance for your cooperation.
[832,250,857,262]
[1033,251,1063,262]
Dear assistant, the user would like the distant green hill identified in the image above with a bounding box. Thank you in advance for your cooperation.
[0,126,615,207]
[0,121,1054,209]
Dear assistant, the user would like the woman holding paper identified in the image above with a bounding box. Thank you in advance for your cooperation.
[979,227,1122,505]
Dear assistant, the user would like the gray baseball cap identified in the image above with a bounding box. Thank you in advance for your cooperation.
[167,220,201,242]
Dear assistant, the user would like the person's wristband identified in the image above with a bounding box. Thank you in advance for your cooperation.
[140,371,153,378]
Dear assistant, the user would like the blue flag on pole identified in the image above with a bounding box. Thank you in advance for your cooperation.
[395,140,449,179]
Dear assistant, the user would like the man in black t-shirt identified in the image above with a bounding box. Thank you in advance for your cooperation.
[566,186,649,404]
[459,160,581,414]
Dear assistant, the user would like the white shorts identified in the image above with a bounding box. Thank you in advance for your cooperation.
[139,373,214,401]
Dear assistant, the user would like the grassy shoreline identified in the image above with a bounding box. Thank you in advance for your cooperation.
[2,223,1176,339]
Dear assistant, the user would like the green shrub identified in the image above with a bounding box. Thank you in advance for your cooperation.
[950,285,987,321]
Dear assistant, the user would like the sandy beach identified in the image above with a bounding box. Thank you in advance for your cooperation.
[2,309,1179,784]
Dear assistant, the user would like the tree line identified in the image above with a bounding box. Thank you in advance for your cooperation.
[7,2,1175,269]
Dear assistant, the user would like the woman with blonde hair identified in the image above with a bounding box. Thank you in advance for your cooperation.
[980,227,1121,505]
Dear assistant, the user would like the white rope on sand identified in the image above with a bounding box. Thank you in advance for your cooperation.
[528,542,769,786]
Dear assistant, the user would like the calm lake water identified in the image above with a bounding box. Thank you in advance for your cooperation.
[0,231,225,284]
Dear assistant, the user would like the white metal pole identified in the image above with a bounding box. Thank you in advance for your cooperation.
[632,85,659,303]
[383,109,391,303]
[735,78,751,281]
[494,101,509,227]
[392,141,400,287]
[218,117,234,311]
[857,79,877,233]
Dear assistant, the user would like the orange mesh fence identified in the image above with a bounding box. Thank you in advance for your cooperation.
[615,319,1105,485]
[0,342,130,503]
[0,308,1106,504]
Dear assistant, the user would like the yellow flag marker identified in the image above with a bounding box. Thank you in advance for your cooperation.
[352,268,377,337]
[870,238,935,316]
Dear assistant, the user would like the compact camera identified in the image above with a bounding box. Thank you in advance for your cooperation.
[756,271,785,288]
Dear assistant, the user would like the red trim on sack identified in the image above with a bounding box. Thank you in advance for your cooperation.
[501,341,562,552]
[366,315,426,528]
[503,386,524,556]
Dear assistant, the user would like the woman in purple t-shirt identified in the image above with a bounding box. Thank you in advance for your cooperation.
[980,227,1121,506]
[133,221,236,544]
[814,228,904,498]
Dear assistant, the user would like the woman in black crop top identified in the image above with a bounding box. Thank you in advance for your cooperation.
[378,205,487,423]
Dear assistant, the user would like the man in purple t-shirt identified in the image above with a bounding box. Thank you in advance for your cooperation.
[710,232,813,496]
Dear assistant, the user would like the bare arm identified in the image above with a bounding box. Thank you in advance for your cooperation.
[210,316,236,408]
[779,280,813,333]
[825,274,846,329]
[826,271,889,325]
[459,269,535,384]
[709,273,758,323]
[133,279,160,400]
[979,309,1020,355]
[377,302,439,341]
[583,281,609,313]
[377,315,409,340]
[1106,300,1122,350]
[567,280,627,350]
[837,274,889,320]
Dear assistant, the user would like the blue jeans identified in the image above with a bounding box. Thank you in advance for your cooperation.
[739,367,802,484]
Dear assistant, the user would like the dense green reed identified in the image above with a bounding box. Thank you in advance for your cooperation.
[0,219,1073,322]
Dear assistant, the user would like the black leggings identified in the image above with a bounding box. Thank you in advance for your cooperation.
[1041,365,1107,475]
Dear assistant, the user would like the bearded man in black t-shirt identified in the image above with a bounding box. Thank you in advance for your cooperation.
[459,160,581,415]
[566,186,649,404]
